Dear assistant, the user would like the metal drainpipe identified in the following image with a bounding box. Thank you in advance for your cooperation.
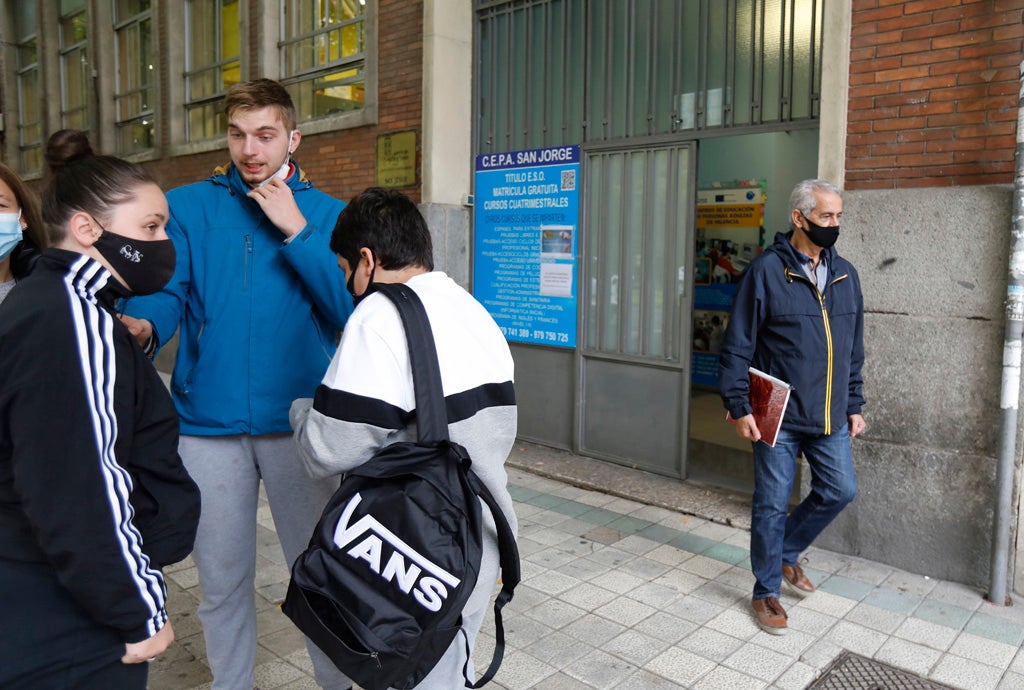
[989,58,1024,606]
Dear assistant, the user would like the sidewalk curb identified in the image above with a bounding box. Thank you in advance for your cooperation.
[506,440,753,530]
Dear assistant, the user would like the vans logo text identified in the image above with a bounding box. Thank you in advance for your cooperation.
[333,493,460,612]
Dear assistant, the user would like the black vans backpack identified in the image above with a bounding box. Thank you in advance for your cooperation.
[282,282,520,690]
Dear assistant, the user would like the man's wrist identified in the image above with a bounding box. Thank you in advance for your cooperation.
[281,221,311,243]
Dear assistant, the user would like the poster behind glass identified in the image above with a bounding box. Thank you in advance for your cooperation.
[692,182,767,387]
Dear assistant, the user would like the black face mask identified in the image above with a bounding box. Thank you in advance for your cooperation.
[801,214,840,249]
[93,227,176,295]
[346,259,377,306]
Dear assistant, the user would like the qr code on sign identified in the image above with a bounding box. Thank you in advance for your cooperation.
[560,170,576,192]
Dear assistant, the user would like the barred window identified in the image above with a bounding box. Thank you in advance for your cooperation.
[113,0,155,153]
[14,3,43,174]
[280,0,366,121]
[185,0,241,142]
[59,0,92,134]
[477,0,824,151]
[2,0,375,170]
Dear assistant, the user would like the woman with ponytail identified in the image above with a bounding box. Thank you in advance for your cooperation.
[0,131,200,689]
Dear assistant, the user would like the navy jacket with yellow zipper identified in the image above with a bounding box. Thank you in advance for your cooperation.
[718,231,865,436]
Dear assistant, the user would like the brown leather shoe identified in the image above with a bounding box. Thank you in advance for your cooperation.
[752,596,788,635]
[782,562,815,594]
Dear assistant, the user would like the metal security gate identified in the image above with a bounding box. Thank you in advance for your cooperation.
[475,0,825,152]
[475,0,826,474]
[578,142,695,477]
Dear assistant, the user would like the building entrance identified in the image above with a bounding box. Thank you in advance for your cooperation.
[475,0,827,491]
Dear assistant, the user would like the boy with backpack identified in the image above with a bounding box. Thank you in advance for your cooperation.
[290,187,518,688]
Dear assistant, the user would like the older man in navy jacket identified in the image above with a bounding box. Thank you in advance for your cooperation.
[719,178,865,636]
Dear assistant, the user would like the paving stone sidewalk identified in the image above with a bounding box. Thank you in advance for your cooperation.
[149,462,1024,690]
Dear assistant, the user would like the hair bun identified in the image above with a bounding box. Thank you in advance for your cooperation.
[45,129,94,175]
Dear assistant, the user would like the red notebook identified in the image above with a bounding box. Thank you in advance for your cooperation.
[727,367,793,447]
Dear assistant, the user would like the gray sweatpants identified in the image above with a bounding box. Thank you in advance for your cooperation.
[180,434,351,690]
[412,509,502,689]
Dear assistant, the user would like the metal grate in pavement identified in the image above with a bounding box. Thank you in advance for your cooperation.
[806,651,956,689]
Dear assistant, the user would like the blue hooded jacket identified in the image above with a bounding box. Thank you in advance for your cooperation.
[124,163,354,436]
[718,231,865,436]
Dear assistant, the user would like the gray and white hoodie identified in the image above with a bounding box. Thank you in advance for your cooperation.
[290,270,517,687]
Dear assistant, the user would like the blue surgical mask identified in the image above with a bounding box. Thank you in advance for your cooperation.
[0,211,24,262]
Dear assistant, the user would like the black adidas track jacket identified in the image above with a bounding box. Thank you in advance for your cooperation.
[0,249,200,643]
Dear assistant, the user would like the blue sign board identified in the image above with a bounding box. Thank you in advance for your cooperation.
[473,146,581,347]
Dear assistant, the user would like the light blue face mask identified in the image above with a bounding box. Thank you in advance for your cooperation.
[0,211,23,262]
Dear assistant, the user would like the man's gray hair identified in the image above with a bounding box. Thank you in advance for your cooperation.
[788,179,842,230]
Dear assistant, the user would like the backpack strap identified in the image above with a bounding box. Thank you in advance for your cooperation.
[374,283,449,444]
[375,282,520,688]
[463,473,521,689]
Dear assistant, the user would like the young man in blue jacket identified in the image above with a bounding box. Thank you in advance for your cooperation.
[122,79,354,690]
[718,178,866,636]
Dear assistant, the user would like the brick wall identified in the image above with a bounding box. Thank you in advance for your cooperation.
[846,0,1023,189]
[143,0,424,205]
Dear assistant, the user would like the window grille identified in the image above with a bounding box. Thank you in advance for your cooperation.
[113,0,155,153]
[59,0,92,134]
[14,3,43,174]
[476,0,823,152]
[280,0,366,121]
[185,0,241,142]
[584,145,691,359]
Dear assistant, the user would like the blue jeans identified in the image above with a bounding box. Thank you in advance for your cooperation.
[750,424,857,600]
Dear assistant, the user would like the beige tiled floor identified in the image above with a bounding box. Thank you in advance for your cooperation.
[149,449,1024,690]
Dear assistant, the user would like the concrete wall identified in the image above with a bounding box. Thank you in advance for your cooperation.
[419,0,473,291]
[421,202,470,289]
[804,184,1016,590]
